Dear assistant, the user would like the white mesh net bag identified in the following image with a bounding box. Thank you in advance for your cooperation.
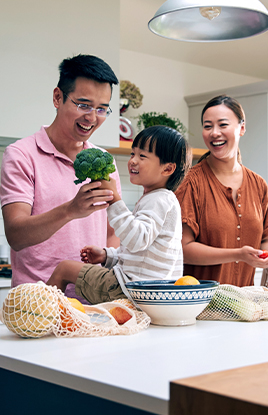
[0,282,151,338]
[197,284,268,322]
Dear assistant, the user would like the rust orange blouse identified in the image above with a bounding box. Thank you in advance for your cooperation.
[175,159,268,286]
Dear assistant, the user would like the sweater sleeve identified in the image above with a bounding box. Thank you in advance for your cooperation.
[107,194,169,253]
[104,247,120,269]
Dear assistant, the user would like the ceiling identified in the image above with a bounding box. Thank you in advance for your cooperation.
[120,0,268,80]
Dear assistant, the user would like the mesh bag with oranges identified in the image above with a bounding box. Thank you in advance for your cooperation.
[0,282,150,338]
[197,284,268,322]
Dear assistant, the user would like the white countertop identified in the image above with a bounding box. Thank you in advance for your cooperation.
[1,319,268,414]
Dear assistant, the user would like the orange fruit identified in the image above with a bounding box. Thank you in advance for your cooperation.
[174,276,200,286]
[58,297,85,332]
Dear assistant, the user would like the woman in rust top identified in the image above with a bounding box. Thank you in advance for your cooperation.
[176,95,268,286]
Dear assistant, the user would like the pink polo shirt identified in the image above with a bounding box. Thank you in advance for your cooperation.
[0,126,121,297]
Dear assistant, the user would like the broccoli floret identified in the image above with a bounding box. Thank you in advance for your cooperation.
[73,148,116,184]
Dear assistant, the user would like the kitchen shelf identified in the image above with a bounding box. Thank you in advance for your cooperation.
[106,141,207,160]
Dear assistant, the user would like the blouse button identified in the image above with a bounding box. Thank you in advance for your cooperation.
[238,204,241,208]
[239,214,242,217]
[236,261,239,264]
[237,237,240,241]
[237,225,240,229]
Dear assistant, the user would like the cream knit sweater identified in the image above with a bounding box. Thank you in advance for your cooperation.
[105,188,183,292]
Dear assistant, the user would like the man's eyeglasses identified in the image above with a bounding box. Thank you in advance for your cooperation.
[63,92,112,117]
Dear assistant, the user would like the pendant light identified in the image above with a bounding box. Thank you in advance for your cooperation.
[148,0,268,42]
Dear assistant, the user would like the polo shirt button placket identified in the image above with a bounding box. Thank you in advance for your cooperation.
[236,194,241,263]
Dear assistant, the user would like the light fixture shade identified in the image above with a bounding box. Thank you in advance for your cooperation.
[148,0,268,42]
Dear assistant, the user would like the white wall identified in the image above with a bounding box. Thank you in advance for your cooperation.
[120,49,261,139]
[0,0,120,148]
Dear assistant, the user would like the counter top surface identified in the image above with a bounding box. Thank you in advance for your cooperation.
[1,319,268,414]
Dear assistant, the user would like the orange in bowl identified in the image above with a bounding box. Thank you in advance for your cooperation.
[174,276,200,286]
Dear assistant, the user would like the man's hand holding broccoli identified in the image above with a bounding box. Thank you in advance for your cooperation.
[74,148,116,184]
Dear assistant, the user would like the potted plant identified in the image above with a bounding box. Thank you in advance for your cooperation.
[120,80,143,115]
[136,111,187,136]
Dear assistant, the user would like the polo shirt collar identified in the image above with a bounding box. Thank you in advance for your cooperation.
[36,126,91,162]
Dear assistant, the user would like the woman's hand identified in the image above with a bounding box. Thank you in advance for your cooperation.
[241,240,268,268]
[80,245,107,264]
[238,245,265,267]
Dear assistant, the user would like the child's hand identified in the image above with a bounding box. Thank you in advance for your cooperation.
[80,245,107,264]
[99,178,121,205]
[80,247,90,263]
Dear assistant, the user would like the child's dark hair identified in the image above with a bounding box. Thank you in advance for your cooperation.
[132,125,191,192]
[57,54,119,100]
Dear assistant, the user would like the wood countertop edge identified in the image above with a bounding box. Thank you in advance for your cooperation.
[106,142,206,160]
[170,361,268,407]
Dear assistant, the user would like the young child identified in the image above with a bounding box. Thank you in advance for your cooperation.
[47,125,191,304]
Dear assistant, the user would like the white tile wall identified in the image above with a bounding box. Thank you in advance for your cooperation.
[114,154,143,211]
[0,146,11,263]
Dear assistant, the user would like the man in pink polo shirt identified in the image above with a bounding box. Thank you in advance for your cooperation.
[0,54,121,301]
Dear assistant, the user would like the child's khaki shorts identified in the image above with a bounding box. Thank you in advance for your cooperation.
[75,264,126,304]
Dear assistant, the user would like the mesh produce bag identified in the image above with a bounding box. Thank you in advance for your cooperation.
[0,282,150,338]
[197,284,268,322]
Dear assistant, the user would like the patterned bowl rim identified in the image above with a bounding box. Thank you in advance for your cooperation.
[125,280,219,291]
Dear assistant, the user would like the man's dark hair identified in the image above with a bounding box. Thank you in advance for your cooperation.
[57,54,119,100]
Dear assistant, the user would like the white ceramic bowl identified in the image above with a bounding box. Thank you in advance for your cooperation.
[125,280,219,326]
